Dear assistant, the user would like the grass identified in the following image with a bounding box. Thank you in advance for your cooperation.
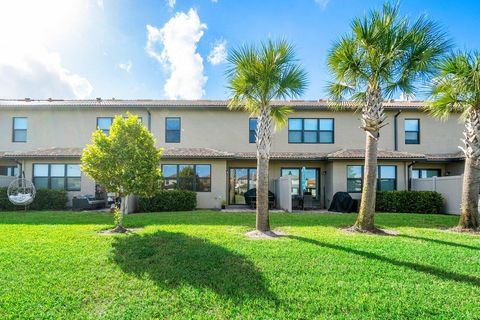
[0,210,479,319]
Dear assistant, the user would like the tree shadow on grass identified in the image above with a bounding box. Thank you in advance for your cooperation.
[111,231,277,303]
[289,235,480,287]
[399,234,480,251]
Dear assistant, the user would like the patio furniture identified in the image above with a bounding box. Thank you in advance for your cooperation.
[302,194,313,210]
[328,192,355,213]
[72,195,107,210]
[244,188,275,209]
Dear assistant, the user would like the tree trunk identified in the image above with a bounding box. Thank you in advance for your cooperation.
[459,157,480,229]
[256,156,270,232]
[255,104,273,233]
[458,108,480,230]
[355,133,378,230]
[354,88,385,231]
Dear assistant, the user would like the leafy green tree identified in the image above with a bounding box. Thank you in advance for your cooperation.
[81,113,162,232]
[428,51,480,230]
[327,2,450,232]
[227,39,308,234]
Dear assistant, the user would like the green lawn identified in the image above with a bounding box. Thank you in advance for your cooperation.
[0,211,479,319]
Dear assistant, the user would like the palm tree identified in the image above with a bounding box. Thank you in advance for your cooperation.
[227,40,308,234]
[328,3,450,231]
[327,2,450,232]
[428,52,480,231]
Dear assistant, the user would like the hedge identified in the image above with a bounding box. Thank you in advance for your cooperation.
[138,190,197,212]
[376,190,444,214]
[0,187,68,211]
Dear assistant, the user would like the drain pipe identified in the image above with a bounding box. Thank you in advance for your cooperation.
[393,110,402,151]
[147,109,152,132]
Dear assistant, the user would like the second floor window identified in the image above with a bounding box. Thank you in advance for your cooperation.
[162,164,211,192]
[33,164,81,191]
[249,118,257,143]
[288,118,334,144]
[97,117,113,135]
[13,117,27,142]
[347,165,397,192]
[405,119,420,144]
[166,117,181,143]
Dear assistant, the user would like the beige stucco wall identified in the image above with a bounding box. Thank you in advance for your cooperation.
[160,159,227,209]
[0,107,464,155]
[0,108,149,152]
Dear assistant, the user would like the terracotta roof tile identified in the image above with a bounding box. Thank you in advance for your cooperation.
[326,149,425,160]
[162,148,232,159]
[1,147,465,162]
[4,148,83,159]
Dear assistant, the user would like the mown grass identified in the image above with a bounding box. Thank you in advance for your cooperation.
[0,210,479,319]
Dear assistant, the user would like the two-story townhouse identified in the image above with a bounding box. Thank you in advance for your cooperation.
[0,99,465,209]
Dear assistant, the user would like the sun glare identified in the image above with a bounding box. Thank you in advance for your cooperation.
[0,0,88,47]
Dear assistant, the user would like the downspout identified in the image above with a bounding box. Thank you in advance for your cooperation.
[147,109,152,132]
[393,110,402,151]
[407,161,415,190]
[13,159,22,178]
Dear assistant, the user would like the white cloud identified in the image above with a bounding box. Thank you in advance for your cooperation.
[207,40,227,65]
[118,60,132,73]
[97,0,104,10]
[145,8,207,99]
[166,0,175,8]
[0,0,93,99]
[0,46,93,99]
[315,0,329,9]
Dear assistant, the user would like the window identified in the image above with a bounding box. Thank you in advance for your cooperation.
[33,164,81,191]
[412,169,441,179]
[405,119,420,144]
[0,166,18,176]
[346,165,397,192]
[97,117,113,135]
[288,118,334,143]
[347,166,363,193]
[161,164,211,192]
[378,166,397,191]
[166,117,181,143]
[12,117,27,142]
[249,118,257,143]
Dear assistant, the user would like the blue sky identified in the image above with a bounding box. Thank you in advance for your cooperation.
[0,0,479,100]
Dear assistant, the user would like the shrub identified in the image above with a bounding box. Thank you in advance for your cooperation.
[138,190,197,212]
[376,190,444,214]
[0,187,68,211]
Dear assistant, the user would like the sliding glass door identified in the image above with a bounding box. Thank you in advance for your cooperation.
[229,168,257,205]
[281,168,320,199]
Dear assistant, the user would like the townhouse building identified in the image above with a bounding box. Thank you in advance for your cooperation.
[0,99,465,209]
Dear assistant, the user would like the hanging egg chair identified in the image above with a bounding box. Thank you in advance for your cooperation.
[7,178,36,206]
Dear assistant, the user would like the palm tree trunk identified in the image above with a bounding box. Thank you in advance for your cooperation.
[355,88,385,231]
[355,133,378,230]
[256,156,270,231]
[458,108,480,230]
[459,157,480,229]
[255,104,273,232]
